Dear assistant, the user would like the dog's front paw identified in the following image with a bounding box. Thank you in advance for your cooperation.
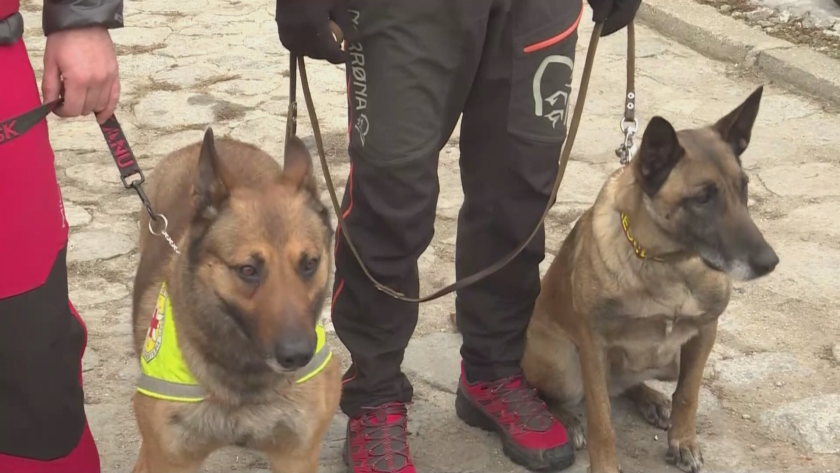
[637,393,672,430]
[552,408,587,450]
[666,436,704,473]
[627,384,672,430]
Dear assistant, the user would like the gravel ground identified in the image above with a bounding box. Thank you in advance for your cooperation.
[695,0,840,60]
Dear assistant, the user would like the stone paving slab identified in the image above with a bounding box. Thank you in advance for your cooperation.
[13,0,840,472]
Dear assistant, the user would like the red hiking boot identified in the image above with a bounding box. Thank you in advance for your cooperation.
[455,364,575,472]
[344,402,417,473]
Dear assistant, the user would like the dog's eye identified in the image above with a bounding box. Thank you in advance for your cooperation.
[238,264,259,282]
[299,255,320,279]
[693,185,717,205]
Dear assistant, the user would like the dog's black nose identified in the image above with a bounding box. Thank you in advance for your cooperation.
[274,335,315,370]
[749,246,779,277]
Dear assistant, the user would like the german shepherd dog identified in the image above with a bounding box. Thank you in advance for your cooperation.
[520,86,779,473]
[129,128,340,473]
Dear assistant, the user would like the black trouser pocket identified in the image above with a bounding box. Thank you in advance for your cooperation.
[508,0,582,143]
[0,246,86,460]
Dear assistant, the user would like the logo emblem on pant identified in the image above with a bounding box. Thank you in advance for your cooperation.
[532,55,574,129]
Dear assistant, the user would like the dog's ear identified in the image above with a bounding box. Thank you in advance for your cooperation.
[636,116,685,196]
[283,136,318,196]
[712,85,763,159]
[194,127,229,220]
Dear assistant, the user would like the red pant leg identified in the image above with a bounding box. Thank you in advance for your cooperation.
[0,26,68,300]
[0,23,101,473]
[0,423,100,473]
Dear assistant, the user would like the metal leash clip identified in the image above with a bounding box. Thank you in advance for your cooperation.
[615,22,638,167]
[99,114,182,256]
[615,116,638,166]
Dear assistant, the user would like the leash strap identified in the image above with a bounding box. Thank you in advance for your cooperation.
[617,21,638,165]
[0,101,55,143]
[0,99,159,222]
[286,53,298,144]
[624,21,636,124]
[291,21,632,303]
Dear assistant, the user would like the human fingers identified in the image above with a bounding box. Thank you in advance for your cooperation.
[54,79,87,117]
[84,59,118,116]
[330,5,353,42]
[41,52,62,104]
[82,82,102,117]
[317,20,346,64]
[96,76,120,124]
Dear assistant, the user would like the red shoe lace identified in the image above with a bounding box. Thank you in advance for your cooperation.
[348,402,413,472]
[483,376,553,431]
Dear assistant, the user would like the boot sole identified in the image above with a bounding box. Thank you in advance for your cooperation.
[455,385,576,472]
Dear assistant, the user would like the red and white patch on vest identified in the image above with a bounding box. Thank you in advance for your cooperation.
[142,286,168,363]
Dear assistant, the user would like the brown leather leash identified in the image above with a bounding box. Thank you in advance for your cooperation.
[287,20,638,304]
[616,21,639,165]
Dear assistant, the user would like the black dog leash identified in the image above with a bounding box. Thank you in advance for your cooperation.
[0,100,159,223]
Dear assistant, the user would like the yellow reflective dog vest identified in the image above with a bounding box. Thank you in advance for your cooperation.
[137,283,332,402]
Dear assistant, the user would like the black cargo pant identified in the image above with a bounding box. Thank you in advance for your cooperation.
[0,247,88,460]
[333,0,582,417]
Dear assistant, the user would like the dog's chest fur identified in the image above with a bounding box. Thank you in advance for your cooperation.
[590,264,730,395]
[168,392,312,451]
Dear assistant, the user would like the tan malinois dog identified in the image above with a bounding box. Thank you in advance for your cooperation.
[129,128,340,473]
[521,86,778,473]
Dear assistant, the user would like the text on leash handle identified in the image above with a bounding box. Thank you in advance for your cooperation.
[0,99,181,255]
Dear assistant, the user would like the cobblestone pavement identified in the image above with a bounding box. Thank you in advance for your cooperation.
[16,0,840,472]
